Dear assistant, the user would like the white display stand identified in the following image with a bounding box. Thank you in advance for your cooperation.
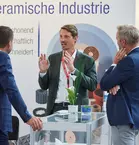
[30,112,111,145]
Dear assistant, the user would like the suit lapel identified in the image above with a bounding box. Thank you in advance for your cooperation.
[74,50,83,69]
[55,51,62,79]
[50,52,62,101]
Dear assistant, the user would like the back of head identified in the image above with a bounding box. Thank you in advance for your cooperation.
[117,25,139,46]
[0,26,13,48]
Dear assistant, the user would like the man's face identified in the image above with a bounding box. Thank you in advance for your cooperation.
[116,32,126,50]
[60,29,78,51]
[116,32,122,50]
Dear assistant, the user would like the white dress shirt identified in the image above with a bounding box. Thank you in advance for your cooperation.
[40,50,77,103]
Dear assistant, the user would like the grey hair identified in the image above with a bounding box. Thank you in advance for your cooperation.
[117,25,139,45]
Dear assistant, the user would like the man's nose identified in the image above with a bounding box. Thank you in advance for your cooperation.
[60,37,66,42]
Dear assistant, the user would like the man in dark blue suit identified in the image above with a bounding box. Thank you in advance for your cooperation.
[100,25,139,145]
[0,26,42,145]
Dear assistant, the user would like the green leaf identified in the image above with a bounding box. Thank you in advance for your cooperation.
[66,88,76,105]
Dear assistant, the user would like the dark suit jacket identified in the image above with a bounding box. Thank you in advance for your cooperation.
[39,50,97,115]
[0,51,32,132]
[100,47,139,129]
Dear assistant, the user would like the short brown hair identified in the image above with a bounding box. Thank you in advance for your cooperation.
[61,24,78,37]
[0,26,13,48]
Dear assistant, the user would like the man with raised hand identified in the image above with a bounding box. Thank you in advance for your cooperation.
[38,24,97,115]
[100,25,139,145]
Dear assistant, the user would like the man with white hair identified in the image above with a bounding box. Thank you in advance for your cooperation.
[100,25,139,145]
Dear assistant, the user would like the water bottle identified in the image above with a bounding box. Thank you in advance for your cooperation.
[102,91,108,112]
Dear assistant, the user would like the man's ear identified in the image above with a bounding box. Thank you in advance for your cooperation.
[74,36,78,43]
[120,39,126,48]
[5,41,13,53]
[121,39,126,44]
[6,41,11,49]
[9,41,12,48]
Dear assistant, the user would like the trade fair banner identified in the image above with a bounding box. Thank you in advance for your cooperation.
[0,0,135,141]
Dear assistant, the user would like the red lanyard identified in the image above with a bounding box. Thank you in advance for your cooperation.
[61,57,70,88]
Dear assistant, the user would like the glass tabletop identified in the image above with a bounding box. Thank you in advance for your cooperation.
[46,112,106,124]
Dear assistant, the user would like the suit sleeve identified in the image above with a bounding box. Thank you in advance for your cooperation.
[0,54,32,122]
[38,56,50,90]
[100,56,134,91]
[74,57,97,91]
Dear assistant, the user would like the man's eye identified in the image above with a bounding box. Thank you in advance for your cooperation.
[65,36,69,38]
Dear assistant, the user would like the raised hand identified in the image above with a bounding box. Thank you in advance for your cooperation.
[63,51,75,73]
[113,48,126,64]
[26,117,42,131]
[39,54,49,73]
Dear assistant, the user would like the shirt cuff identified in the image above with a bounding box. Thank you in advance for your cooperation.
[111,64,117,67]
[40,72,46,78]
[105,64,117,72]
[70,74,76,81]
[71,68,76,75]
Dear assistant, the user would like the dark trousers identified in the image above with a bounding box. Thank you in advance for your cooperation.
[0,130,9,145]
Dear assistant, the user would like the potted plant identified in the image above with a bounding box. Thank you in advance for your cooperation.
[66,62,84,114]
[66,86,78,113]
[64,58,85,115]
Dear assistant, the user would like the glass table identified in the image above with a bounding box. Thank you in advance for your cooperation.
[30,112,111,145]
